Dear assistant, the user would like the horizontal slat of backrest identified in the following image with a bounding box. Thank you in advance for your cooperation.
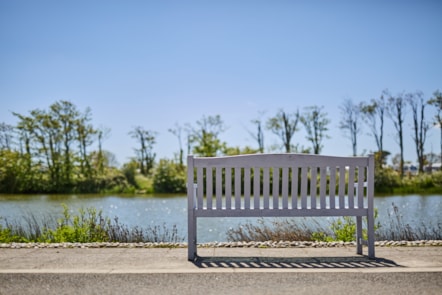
[192,154,369,168]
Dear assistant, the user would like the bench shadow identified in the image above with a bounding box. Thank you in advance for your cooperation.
[193,256,402,269]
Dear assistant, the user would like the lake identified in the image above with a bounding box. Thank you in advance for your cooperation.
[0,194,441,243]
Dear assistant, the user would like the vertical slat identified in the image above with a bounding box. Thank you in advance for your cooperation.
[301,166,308,209]
[356,216,363,254]
[358,166,365,209]
[187,155,196,261]
[254,167,260,209]
[244,168,251,210]
[348,165,355,209]
[310,167,317,209]
[206,167,213,210]
[291,166,299,209]
[282,167,289,209]
[367,154,376,259]
[319,166,327,209]
[272,168,279,209]
[225,167,232,210]
[235,167,241,209]
[216,167,222,210]
[197,167,204,209]
[339,166,346,209]
[263,167,270,209]
[329,167,336,209]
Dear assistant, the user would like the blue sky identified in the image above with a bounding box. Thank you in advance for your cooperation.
[1,0,441,165]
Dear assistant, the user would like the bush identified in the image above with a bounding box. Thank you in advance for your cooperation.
[152,159,186,193]
[374,168,401,193]
[39,204,109,243]
[226,218,330,242]
[0,205,185,243]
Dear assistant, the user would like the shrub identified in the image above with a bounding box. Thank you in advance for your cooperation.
[226,218,330,242]
[0,205,185,243]
[39,204,109,243]
[152,159,186,194]
[374,168,401,193]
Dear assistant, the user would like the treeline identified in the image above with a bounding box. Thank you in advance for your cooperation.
[0,89,441,194]
[0,101,128,193]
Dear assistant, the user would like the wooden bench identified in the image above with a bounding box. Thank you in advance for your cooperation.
[187,153,375,261]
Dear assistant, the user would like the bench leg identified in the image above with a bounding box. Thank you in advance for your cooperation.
[188,212,197,261]
[356,216,363,255]
[367,210,375,259]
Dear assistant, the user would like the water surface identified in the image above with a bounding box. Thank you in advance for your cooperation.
[0,194,440,242]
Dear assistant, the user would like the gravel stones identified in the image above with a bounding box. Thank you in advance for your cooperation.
[1,240,441,249]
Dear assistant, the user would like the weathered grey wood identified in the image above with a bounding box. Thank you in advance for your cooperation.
[197,167,203,209]
[367,155,375,259]
[272,168,279,209]
[187,153,376,261]
[319,166,326,209]
[253,167,260,210]
[329,167,336,209]
[225,167,232,210]
[206,167,212,210]
[301,167,308,209]
[187,156,196,260]
[339,167,345,209]
[244,168,251,209]
[216,167,222,210]
[194,208,369,218]
[282,167,289,209]
[235,167,241,210]
[310,167,317,209]
[348,166,355,209]
[263,167,270,209]
[291,166,298,209]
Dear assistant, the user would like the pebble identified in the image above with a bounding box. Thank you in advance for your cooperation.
[0,240,441,249]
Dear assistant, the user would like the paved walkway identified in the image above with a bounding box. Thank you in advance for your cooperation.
[1,246,441,294]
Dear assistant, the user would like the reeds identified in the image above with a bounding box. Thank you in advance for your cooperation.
[375,203,442,241]
[1,203,440,244]
[227,203,441,242]
[0,205,184,243]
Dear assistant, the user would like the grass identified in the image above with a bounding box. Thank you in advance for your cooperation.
[1,203,440,244]
[0,204,183,244]
[227,204,441,243]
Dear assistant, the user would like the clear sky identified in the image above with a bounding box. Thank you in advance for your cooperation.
[1,0,441,166]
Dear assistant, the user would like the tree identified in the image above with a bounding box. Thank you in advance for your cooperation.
[300,105,330,154]
[12,100,99,192]
[168,123,185,166]
[96,126,111,174]
[50,101,79,185]
[338,99,362,156]
[0,123,14,150]
[248,112,265,153]
[385,90,407,178]
[186,115,227,157]
[408,91,430,173]
[428,90,442,164]
[266,109,300,153]
[360,95,386,166]
[129,126,156,176]
[73,107,97,178]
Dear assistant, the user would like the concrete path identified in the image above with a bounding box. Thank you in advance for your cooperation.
[1,246,441,294]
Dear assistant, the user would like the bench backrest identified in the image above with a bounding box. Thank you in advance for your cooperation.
[187,153,374,213]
